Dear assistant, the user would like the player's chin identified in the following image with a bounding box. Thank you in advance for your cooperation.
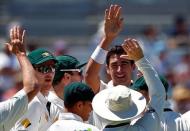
[44,80,53,86]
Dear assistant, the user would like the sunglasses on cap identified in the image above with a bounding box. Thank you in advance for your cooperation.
[34,65,55,74]
[60,69,83,76]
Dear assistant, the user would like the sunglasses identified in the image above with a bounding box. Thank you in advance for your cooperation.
[34,65,55,74]
[60,69,83,76]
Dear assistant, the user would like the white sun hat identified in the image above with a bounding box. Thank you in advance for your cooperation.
[92,85,146,123]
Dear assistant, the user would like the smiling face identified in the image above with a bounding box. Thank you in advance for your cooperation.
[34,60,56,95]
[106,54,135,86]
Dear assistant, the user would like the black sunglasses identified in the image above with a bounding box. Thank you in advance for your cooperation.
[34,65,55,74]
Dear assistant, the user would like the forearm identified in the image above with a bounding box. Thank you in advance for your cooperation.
[136,58,165,115]
[85,37,114,93]
[85,58,101,94]
[99,36,115,50]
[16,53,38,102]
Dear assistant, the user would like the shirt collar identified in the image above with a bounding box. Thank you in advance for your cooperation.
[107,80,133,87]
[37,92,48,105]
[59,112,83,122]
[107,80,114,87]
[48,91,64,109]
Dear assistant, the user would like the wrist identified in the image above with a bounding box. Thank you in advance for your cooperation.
[99,37,114,50]
[91,46,108,64]
[16,52,27,57]
[104,36,116,43]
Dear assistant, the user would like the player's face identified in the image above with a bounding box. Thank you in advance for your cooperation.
[34,60,55,94]
[107,54,135,86]
[80,101,92,121]
[70,70,83,83]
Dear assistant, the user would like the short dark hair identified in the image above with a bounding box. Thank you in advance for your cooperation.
[53,71,71,86]
[64,82,95,108]
[106,45,134,66]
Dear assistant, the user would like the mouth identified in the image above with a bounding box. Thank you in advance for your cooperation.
[115,74,125,79]
[45,78,52,82]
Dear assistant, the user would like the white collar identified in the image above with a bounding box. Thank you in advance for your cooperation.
[37,92,48,105]
[107,80,133,87]
[59,112,83,122]
[107,80,114,87]
[48,91,64,109]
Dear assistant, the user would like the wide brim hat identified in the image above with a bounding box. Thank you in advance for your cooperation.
[92,85,146,123]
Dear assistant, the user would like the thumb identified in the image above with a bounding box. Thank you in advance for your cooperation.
[120,54,133,60]
[4,43,12,51]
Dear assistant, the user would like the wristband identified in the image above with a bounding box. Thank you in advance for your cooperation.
[91,46,108,64]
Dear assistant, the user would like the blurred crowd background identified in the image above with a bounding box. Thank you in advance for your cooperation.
[0,0,190,113]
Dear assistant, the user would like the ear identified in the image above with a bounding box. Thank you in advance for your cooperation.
[75,101,83,111]
[62,73,71,86]
[132,64,136,70]
[106,65,110,75]
[64,73,71,80]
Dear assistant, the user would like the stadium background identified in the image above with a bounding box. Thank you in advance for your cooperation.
[0,0,190,113]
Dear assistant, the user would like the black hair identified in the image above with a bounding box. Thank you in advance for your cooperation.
[64,83,95,108]
[106,45,134,66]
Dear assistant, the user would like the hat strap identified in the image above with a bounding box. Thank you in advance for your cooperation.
[164,108,173,112]
[105,121,130,128]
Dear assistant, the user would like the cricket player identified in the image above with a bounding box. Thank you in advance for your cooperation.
[11,48,61,131]
[48,55,85,110]
[0,26,40,131]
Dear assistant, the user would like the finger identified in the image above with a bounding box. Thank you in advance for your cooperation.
[109,5,114,19]
[120,54,133,60]
[122,39,129,51]
[113,5,118,16]
[21,30,26,44]
[128,39,137,49]
[105,9,109,20]
[13,26,17,39]
[133,39,142,50]
[115,6,121,20]
[122,38,132,50]
[4,43,12,52]
[10,28,14,41]
[17,26,22,41]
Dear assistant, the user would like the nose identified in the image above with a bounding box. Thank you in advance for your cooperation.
[117,65,122,72]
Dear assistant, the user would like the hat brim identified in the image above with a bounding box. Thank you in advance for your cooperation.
[35,57,57,65]
[77,62,87,69]
[92,87,146,122]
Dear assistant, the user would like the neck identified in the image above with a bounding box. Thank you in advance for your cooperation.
[53,84,64,99]
[40,90,49,96]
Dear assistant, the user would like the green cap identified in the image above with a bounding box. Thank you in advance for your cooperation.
[64,82,95,108]
[131,75,169,93]
[27,48,56,65]
[56,55,86,70]
[53,55,86,85]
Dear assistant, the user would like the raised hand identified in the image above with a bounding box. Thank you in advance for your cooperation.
[121,38,144,61]
[6,26,26,55]
[104,4,123,39]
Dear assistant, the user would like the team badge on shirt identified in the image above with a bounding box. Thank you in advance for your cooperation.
[21,118,31,128]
